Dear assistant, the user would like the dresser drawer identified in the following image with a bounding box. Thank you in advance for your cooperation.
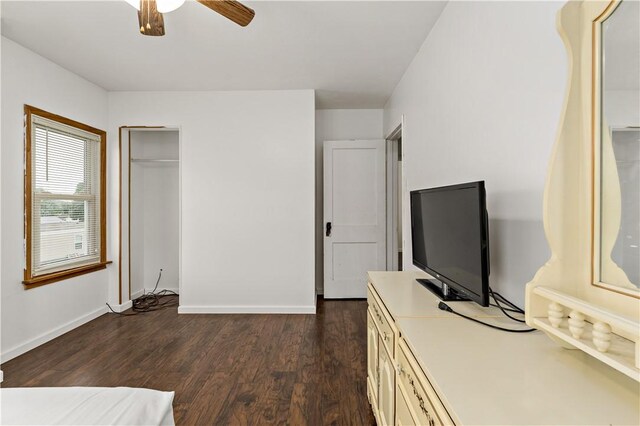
[368,284,395,356]
[368,377,380,426]
[397,339,454,426]
[367,311,379,400]
[396,382,417,425]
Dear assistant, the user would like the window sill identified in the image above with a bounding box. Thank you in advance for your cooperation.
[23,261,112,289]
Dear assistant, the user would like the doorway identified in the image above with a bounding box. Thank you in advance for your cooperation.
[386,123,403,271]
[118,127,181,305]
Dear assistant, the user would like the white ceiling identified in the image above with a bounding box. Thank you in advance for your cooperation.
[1,0,447,108]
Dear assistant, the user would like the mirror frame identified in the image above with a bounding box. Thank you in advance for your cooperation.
[591,0,639,298]
[525,0,639,381]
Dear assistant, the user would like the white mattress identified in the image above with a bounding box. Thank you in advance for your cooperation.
[0,387,175,426]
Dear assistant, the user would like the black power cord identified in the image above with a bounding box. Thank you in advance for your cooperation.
[437,302,536,333]
[492,291,525,313]
[489,287,526,323]
[106,269,178,316]
[489,291,525,314]
[489,303,522,313]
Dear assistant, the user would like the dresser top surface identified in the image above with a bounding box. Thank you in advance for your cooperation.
[367,270,505,319]
[398,316,640,425]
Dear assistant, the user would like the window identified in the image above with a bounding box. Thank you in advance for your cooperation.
[75,235,84,251]
[24,105,107,287]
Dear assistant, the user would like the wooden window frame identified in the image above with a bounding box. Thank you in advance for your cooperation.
[23,105,109,288]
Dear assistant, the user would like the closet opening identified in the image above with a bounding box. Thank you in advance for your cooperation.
[118,127,181,310]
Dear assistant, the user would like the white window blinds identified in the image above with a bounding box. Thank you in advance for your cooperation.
[30,115,102,276]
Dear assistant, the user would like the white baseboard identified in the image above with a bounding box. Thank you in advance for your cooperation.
[129,287,178,301]
[178,305,316,314]
[110,300,133,313]
[150,287,179,295]
[1,306,108,363]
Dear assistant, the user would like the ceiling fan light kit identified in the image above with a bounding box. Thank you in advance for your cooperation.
[125,0,255,36]
[156,0,185,13]
[125,0,184,13]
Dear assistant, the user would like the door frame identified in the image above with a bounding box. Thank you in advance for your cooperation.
[118,126,182,306]
[385,118,404,271]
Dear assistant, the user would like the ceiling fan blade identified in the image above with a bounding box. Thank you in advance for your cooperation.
[138,0,166,36]
[197,0,255,27]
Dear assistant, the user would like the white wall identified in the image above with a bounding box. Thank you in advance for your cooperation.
[130,130,180,298]
[315,109,383,294]
[384,1,567,306]
[1,37,110,361]
[605,90,640,128]
[109,90,315,313]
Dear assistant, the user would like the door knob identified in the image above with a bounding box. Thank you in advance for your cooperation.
[326,222,332,237]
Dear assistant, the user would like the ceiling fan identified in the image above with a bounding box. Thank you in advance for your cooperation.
[125,0,255,36]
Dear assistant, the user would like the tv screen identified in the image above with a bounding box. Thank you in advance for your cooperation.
[410,181,489,306]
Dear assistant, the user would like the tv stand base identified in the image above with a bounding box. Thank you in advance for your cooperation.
[416,279,471,302]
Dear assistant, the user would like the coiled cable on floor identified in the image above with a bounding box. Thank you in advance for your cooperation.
[106,269,178,315]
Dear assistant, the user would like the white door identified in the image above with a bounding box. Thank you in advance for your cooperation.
[324,140,386,298]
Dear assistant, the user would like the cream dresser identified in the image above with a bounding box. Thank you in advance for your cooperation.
[367,271,640,425]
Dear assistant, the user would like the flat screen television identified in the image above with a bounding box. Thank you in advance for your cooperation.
[410,181,490,307]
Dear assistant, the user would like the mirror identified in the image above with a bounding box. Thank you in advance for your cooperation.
[598,0,640,293]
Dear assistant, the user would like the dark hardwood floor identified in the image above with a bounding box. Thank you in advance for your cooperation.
[1,297,375,425]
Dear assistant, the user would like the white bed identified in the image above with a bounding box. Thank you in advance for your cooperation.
[0,387,175,426]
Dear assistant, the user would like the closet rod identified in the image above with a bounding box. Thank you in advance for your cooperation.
[130,159,179,163]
